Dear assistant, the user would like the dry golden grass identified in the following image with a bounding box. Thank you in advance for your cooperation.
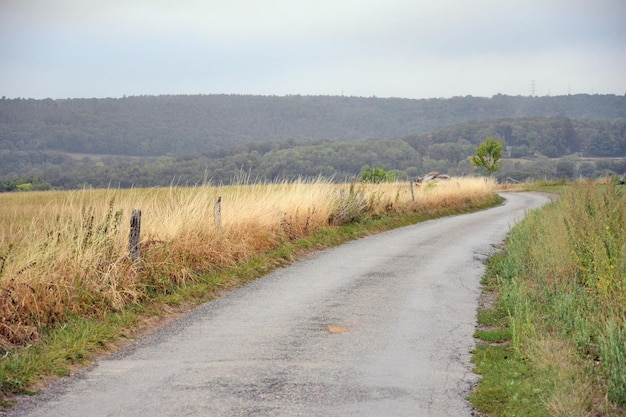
[530,338,595,417]
[0,177,496,347]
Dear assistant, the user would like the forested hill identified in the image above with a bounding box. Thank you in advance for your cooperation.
[2,94,625,157]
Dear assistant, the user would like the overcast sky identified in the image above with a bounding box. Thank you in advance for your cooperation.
[1,0,625,100]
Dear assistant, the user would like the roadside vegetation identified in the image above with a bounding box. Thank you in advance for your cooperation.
[0,176,498,405]
[471,178,626,416]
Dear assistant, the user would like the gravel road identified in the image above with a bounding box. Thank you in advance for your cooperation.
[9,192,550,417]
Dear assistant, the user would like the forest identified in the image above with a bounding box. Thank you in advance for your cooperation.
[1,94,625,190]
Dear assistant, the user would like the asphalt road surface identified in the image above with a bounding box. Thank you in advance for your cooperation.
[9,192,550,417]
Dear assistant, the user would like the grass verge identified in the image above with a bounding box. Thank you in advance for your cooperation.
[471,180,626,416]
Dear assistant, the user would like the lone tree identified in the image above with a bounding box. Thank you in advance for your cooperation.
[360,166,394,183]
[471,136,505,176]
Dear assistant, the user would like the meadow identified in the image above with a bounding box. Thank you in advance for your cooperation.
[471,179,626,416]
[0,177,498,399]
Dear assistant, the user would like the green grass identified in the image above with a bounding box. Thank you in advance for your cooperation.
[0,193,503,406]
[471,252,547,416]
[474,328,511,344]
[476,306,506,327]
[471,181,626,416]
[0,311,140,407]
[471,344,547,417]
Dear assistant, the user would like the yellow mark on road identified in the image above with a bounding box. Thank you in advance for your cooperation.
[327,325,348,333]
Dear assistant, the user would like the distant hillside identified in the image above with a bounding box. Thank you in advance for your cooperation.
[1,94,625,157]
[3,116,625,190]
[2,94,626,189]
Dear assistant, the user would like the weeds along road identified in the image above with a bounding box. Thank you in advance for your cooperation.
[10,192,550,417]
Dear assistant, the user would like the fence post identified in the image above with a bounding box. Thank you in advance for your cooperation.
[214,196,222,231]
[410,181,415,202]
[128,209,141,266]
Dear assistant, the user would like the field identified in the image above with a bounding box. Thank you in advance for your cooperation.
[0,177,499,400]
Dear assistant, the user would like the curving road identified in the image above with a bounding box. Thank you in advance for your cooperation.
[10,192,550,417]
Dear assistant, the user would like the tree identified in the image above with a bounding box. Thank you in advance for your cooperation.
[556,157,576,179]
[471,136,504,175]
[360,166,394,183]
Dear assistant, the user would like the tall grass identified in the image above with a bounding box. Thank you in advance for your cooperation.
[0,177,496,350]
[475,180,626,415]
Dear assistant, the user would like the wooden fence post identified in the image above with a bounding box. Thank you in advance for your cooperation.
[128,209,141,266]
[410,181,415,202]
[214,196,222,231]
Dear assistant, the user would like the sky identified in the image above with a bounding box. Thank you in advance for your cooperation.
[1,0,625,100]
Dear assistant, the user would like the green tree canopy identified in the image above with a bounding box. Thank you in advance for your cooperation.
[471,136,505,175]
[360,166,394,183]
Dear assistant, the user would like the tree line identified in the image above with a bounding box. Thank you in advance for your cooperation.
[2,116,625,190]
[2,93,625,158]
[1,93,626,190]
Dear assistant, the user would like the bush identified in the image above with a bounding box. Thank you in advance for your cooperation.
[360,166,394,183]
